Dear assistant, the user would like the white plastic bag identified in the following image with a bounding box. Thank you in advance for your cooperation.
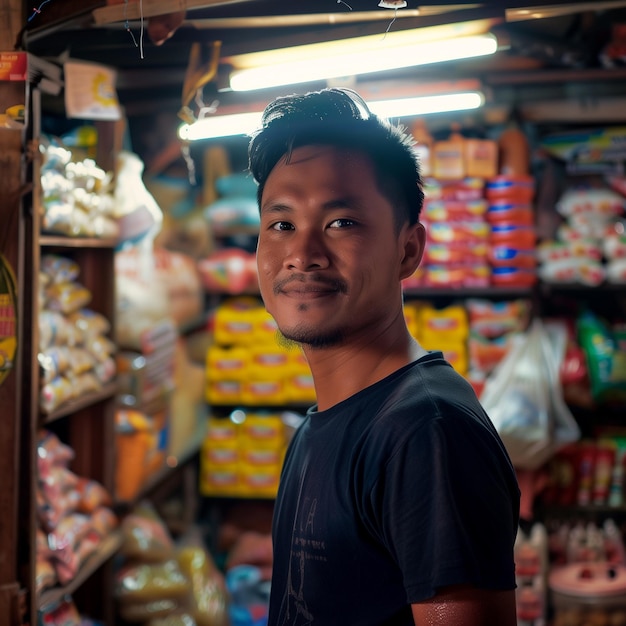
[480,318,580,470]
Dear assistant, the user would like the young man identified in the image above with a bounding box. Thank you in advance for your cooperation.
[248,88,520,625]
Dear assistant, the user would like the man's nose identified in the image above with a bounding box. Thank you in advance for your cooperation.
[285,229,330,271]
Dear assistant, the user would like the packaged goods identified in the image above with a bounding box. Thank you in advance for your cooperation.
[45,281,92,315]
[120,502,175,563]
[480,319,580,470]
[488,246,536,269]
[424,199,488,222]
[489,223,536,248]
[485,203,534,225]
[177,547,228,626]
[577,310,626,404]
[550,563,626,626]
[39,136,119,239]
[538,258,605,286]
[464,138,498,179]
[116,559,189,604]
[491,266,537,287]
[432,124,465,180]
[485,175,534,203]
[40,255,80,284]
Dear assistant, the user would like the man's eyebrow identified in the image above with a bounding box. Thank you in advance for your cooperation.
[260,195,360,214]
[260,202,292,215]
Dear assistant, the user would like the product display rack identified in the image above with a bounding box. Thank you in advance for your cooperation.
[8,80,122,625]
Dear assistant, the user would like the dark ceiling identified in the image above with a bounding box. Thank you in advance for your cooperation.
[19,0,626,131]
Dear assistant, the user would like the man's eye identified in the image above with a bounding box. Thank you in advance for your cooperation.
[329,218,356,228]
[271,221,294,231]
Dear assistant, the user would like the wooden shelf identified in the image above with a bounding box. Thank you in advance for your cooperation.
[40,235,118,249]
[37,530,123,612]
[40,382,118,424]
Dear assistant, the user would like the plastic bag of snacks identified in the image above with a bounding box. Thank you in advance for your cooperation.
[480,319,580,470]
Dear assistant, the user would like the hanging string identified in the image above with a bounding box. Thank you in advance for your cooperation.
[123,0,139,49]
[336,0,353,10]
[384,7,398,36]
[138,0,145,59]
[27,0,53,22]
[123,0,145,59]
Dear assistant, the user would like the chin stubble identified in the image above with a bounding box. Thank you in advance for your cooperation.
[275,327,345,350]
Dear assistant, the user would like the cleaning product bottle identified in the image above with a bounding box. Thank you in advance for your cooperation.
[433,123,465,180]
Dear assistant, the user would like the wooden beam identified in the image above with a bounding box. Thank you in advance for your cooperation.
[0,0,22,50]
[92,0,253,25]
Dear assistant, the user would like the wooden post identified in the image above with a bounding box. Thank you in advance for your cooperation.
[0,2,30,625]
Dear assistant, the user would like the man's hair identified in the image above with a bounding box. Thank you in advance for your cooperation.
[248,88,424,227]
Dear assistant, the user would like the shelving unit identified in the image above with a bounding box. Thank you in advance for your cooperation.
[2,74,124,624]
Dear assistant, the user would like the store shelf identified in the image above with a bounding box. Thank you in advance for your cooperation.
[202,492,277,501]
[40,235,118,249]
[40,382,118,424]
[538,503,626,518]
[538,282,626,294]
[403,286,534,299]
[37,529,123,612]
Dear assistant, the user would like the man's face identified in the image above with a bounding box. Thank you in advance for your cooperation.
[256,144,420,349]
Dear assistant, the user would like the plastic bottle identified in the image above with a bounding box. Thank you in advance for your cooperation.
[498,119,530,176]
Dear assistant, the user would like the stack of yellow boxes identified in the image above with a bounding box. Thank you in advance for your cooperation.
[201,297,314,497]
[200,411,287,498]
[206,297,316,406]
[405,302,469,377]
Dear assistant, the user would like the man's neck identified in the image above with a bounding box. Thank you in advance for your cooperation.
[304,332,426,411]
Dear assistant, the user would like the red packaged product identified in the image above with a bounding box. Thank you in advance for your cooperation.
[490,223,536,248]
[486,203,534,225]
[490,266,537,288]
[485,175,535,202]
[488,246,536,269]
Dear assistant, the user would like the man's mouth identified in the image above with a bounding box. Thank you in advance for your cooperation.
[274,275,346,297]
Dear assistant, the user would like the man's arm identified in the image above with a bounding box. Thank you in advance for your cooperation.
[411,585,517,626]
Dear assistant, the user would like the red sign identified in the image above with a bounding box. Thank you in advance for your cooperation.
[0,52,27,81]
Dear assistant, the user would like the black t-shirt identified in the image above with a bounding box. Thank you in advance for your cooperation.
[268,352,520,626]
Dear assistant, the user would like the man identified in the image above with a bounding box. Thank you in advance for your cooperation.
[248,87,520,625]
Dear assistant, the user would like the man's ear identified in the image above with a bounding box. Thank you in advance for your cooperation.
[399,222,426,281]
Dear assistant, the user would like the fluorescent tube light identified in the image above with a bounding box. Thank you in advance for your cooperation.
[370,91,485,117]
[229,33,497,92]
[178,91,485,141]
[179,111,262,140]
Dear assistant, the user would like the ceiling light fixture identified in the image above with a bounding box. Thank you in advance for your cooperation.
[178,90,485,141]
[228,33,498,92]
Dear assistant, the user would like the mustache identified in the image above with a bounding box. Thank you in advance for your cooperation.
[274,273,348,295]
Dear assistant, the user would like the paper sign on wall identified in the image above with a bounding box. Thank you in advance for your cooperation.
[64,60,121,120]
